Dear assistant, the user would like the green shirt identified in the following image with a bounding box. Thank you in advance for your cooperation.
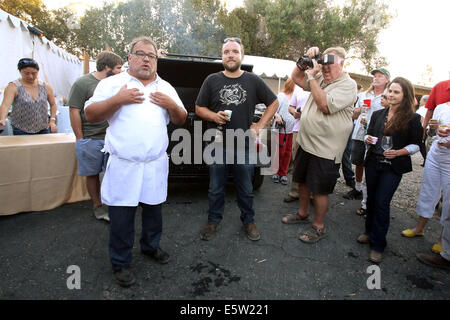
[67,73,108,139]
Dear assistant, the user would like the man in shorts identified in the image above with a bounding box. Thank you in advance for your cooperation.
[68,51,123,221]
[282,46,357,243]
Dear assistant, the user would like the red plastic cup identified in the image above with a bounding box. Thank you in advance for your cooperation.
[363,99,371,107]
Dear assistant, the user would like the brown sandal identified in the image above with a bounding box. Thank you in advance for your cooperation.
[281,213,310,224]
[299,225,327,243]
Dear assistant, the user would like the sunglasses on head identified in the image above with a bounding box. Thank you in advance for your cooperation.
[20,59,36,64]
[224,37,241,44]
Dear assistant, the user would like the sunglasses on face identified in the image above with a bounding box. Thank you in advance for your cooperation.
[224,37,241,44]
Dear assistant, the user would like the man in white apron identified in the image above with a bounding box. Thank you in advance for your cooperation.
[84,36,187,287]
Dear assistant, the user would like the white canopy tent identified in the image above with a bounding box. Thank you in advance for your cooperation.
[242,55,296,93]
[0,8,82,98]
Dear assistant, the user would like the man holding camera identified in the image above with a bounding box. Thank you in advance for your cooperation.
[282,46,357,243]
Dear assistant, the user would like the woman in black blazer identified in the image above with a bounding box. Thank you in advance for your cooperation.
[357,77,423,263]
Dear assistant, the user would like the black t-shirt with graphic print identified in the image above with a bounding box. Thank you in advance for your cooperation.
[196,71,277,131]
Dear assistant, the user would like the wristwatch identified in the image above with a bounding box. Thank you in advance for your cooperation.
[306,75,315,84]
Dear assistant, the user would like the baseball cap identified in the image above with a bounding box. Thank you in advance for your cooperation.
[371,68,390,78]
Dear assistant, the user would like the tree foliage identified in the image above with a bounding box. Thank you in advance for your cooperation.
[1,0,392,72]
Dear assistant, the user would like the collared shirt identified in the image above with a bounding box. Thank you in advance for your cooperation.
[351,90,384,141]
[84,71,186,206]
[297,72,357,163]
[85,71,186,162]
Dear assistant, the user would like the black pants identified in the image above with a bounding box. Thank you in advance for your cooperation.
[364,157,402,253]
[419,136,427,162]
[108,203,162,271]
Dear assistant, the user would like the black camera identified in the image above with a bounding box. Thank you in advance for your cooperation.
[275,118,286,130]
[296,52,335,70]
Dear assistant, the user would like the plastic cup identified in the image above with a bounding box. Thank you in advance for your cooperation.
[224,110,232,119]
[363,99,371,107]
[371,136,378,144]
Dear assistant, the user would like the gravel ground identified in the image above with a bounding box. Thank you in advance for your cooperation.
[335,152,432,217]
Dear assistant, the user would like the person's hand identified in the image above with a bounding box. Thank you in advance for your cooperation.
[305,47,320,58]
[274,113,283,124]
[437,126,450,148]
[353,107,362,119]
[365,136,374,144]
[115,85,145,106]
[150,92,177,110]
[428,119,439,130]
[437,125,450,137]
[48,122,58,133]
[305,59,322,77]
[0,118,5,126]
[383,149,398,159]
[250,122,264,139]
[213,111,230,125]
[437,140,450,148]
[293,110,301,119]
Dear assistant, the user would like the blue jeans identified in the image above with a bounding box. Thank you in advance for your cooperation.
[12,126,50,135]
[207,148,255,227]
[341,127,354,184]
[109,203,162,271]
[364,157,402,253]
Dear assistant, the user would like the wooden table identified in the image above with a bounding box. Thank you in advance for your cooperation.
[0,133,89,215]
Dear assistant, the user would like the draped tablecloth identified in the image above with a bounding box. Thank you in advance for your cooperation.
[0,133,89,215]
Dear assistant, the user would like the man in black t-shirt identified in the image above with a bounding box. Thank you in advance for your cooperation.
[195,37,278,241]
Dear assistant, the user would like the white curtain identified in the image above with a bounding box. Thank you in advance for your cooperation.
[0,9,82,98]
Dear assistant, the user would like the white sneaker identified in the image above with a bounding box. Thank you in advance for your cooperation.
[93,205,110,222]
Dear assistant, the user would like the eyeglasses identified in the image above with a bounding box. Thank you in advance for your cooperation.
[224,37,241,44]
[131,51,157,60]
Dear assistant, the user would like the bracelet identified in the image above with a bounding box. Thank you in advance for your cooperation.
[306,76,315,84]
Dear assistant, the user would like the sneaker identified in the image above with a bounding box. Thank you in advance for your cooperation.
[272,174,280,183]
[200,224,217,241]
[113,268,136,287]
[244,224,260,241]
[343,189,362,200]
[93,205,110,222]
[280,176,288,185]
[143,247,170,264]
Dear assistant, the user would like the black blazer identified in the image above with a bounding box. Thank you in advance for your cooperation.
[364,107,423,175]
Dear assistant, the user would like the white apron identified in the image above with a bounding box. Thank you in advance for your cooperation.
[101,78,172,206]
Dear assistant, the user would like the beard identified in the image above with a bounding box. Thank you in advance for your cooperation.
[129,65,154,80]
[223,60,241,73]
[106,69,115,77]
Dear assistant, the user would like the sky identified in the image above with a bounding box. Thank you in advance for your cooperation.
[43,0,450,87]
